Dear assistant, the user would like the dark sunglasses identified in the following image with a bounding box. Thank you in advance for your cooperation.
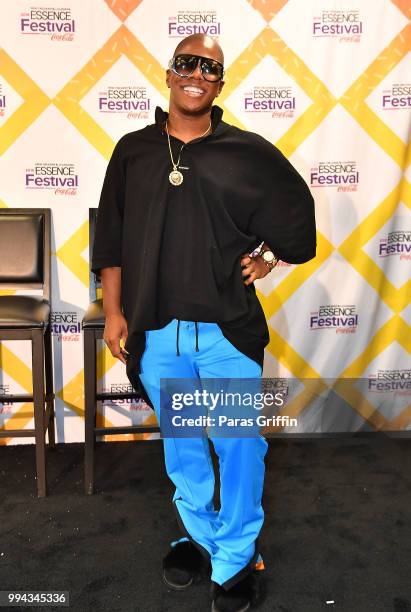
[168,54,225,82]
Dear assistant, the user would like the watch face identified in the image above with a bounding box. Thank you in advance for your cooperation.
[262,250,275,263]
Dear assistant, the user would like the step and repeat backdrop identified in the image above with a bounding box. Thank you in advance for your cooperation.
[0,0,410,444]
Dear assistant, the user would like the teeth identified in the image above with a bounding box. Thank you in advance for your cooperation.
[183,87,204,94]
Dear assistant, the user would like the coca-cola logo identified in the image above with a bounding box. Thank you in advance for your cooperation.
[244,86,296,119]
[168,10,221,38]
[20,7,76,41]
[25,163,79,196]
[310,161,359,193]
[98,87,151,120]
[313,9,363,42]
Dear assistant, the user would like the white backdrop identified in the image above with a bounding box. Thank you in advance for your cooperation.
[0,0,410,444]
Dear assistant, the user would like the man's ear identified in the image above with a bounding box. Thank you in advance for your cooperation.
[216,79,225,97]
[166,68,171,88]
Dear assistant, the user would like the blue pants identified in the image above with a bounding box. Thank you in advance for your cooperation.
[139,319,268,589]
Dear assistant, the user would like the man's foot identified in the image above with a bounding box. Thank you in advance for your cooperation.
[162,540,210,590]
[210,571,259,612]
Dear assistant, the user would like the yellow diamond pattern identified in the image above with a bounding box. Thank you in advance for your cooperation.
[1,0,410,442]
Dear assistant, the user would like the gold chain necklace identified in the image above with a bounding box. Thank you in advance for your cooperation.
[165,119,212,186]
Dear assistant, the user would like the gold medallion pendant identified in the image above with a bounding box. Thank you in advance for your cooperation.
[169,169,184,186]
[165,118,211,187]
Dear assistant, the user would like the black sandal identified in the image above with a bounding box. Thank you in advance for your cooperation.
[162,540,210,590]
[210,571,260,612]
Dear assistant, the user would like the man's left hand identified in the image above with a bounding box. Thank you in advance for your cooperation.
[240,254,270,285]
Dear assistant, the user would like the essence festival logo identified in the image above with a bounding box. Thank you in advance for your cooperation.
[244,86,296,119]
[379,230,411,261]
[99,86,150,120]
[103,384,148,410]
[25,163,79,196]
[261,377,290,401]
[368,369,411,396]
[313,9,362,43]
[0,385,13,415]
[310,305,358,334]
[310,161,359,192]
[381,84,411,110]
[168,10,221,37]
[20,7,75,41]
[0,83,6,118]
[51,311,80,341]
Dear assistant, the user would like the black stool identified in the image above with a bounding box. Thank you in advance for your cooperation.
[0,208,55,498]
[82,208,159,495]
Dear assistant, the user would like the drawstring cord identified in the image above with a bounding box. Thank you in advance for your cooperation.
[176,318,181,356]
[194,321,199,352]
[175,319,199,355]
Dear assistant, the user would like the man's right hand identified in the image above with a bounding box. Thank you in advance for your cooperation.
[103,312,129,365]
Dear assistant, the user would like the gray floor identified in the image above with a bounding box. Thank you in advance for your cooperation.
[1,436,411,611]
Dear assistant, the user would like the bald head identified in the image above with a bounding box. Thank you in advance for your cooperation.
[166,33,225,116]
[173,34,224,65]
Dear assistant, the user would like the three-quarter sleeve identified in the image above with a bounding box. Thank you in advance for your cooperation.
[248,143,317,264]
[91,136,127,275]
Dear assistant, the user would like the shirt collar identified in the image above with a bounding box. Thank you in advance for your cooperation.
[155,104,224,135]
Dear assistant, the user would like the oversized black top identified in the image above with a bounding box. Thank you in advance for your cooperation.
[91,104,316,404]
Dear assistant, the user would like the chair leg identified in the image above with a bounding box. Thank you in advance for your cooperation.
[44,322,55,447]
[32,328,47,498]
[84,328,96,495]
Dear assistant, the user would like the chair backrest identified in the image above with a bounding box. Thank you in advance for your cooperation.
[89,208,101,301]
[0,208,51,302]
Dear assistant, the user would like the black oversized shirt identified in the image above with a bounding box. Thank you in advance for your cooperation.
[91,104,317,399]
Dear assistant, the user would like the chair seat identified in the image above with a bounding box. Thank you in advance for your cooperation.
[82,299,105,328]
[0,295,50,328]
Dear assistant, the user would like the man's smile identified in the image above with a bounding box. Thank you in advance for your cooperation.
[182,85,206,97]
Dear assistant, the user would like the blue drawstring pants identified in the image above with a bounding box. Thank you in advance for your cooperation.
[139,319,268,589]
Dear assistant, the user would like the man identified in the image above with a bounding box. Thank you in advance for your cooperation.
[91,33,316,612]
